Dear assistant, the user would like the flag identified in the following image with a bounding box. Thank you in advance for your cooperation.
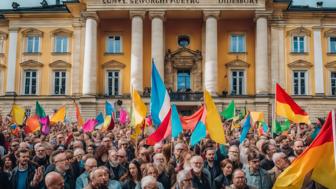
[132,89,147,126]
[82,119,98,133]
[119,108,129,125]
[146,61,171,145]
[221,100,235,120]
[102,116,114,131]
[74,102,84,128]
[10,124,20,136]
[240,114,251,143]
[204,90,226,144]
[25,115,40,134]
[171,104,183,138]
[258,121,269,136]
[190,106,207,146]
[273,111,336,189]
[35,101,46,118]
[40,116,50,135]
[180,105,205,131]
[276,83,310,124]
[150,61,171,127]
[250,112,264,123]
[95,112,104,125]
[105,101,114,116]
[11,104,25,125]
[50,106,66,124]
[272,119,290,135]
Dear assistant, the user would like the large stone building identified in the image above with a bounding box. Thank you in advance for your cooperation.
[0,0,335,122]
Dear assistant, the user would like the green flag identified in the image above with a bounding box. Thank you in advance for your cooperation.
[36,101,46,118]
[272,119,282,134]
[221,100,235,120]
[280,119,291,131]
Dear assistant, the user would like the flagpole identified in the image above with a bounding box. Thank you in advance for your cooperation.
[331,109,336,168]
[272,83,277,138]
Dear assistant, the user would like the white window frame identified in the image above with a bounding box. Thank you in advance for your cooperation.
[331,71,336,96]
[292,70,308,95]
[292,35,307,53]
[328,36,336,53]
[106,35,123,53]
[230,34,246,53]
[54,35,68,53]
[23,70,38,95]
[229,69,246,95]
[105,70,121,96]
[26,35,40,53]
[53,70,67,95]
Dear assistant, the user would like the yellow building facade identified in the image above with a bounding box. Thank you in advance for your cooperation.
[0,0,336,122]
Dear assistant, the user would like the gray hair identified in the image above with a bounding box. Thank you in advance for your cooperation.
[177,169,191,184]
[272,152,286,163]
[141,175,156,188]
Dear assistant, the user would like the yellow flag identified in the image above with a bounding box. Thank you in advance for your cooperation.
[11,104,25,125]
[50,105,66,124]
[250,111,265,123]
[101,116,111,131]
[132,89,147,126]
[204,90,226,144]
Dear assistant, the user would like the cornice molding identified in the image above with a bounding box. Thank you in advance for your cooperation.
[20,60,44,68]
[325,61,336,68]
[102,60,126,69]
[288,59,313,68]
[21,28,44,37]
[51,28,73,36]
[287,26,311,37]
[49,60,72,68]
[225,59,250,68]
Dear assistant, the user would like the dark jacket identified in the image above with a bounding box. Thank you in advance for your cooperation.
[105,163,128,181]
[204,160,221,182]
[44,164,76,189]
[157,171,171,189]
[214,174,232,189]
[122,179,139,189]
[10,163,38,189]
[0,171,10,189]
[191,169,212,189]
[31,156,49,168]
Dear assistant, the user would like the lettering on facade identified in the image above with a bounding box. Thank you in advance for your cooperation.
[102,0,258,4]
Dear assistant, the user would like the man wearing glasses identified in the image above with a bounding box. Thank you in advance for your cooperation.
[190,155,212,189]
[226,169,256,189]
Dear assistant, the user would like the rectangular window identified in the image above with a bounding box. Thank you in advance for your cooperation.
[177,70,191,90]
[293,71,307,95]
[230,34,245,53]
[292,36,305,53]
[26,36,40,53]
[54,35,68,53]
[231,70,245,95]
[331,72,336,96]
[24,70,37,95]
[54,71,66,95]
[106,35,122,53]
[107,71,120,95]
[329,37,336,53]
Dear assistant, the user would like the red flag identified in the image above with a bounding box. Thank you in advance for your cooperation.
[25,115,40,134]
[146,110,171,145]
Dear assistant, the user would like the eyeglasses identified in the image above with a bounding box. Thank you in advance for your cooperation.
[183,178,192,182]
[55,158,68,163]
[229,151,239,154]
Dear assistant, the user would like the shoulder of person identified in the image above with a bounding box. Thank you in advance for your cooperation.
[214,174,224,182]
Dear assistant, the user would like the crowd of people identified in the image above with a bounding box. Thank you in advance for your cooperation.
[0,113,328,189]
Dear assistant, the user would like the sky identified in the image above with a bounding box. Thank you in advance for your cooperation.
[0,0,335,9]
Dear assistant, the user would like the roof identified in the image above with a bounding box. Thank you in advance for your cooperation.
[0,3,71,15]
[288,5,336,11]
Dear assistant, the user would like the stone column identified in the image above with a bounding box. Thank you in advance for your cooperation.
[271,23,285,92]
[5,27,19,96]
[313,26,324,95]
[82,12,98,96]
[203,10,220,95]
[72,19,83,96]
[130,11,145,92]
[255,12,269,95]
[149,11,165,79]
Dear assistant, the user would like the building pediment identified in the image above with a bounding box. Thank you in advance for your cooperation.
[51,28,73,36]
[49,60,72,68]
[166,48,202,61]
[102,60,126,69]
[325,61,336,68]
[288,59,313,68]
[225,59,250,68]
[20,60,44,68]
[325,29,336,37]
[21,28,44,36]
[287,27,311,37]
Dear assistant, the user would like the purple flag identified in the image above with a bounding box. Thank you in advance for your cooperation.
[40,116,50,135]
[119,109,129,125]
[82,119,97,133]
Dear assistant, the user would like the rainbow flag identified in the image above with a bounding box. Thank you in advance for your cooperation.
[276,83,310,124]
[273,111,336,189]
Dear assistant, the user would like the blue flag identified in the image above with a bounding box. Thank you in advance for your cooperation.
[190,121,206,146]
[171,104,183,138]
[105,101,114,116]
[95,112,104,125]
[240,114,251,143]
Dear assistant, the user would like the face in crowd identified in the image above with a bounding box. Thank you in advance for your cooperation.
[53,152,70,173]
[174,143,186,160]
[18,150,30,167]
[232,170,247,189]
[205,149,215,163]
[293,140,305,156]
[228,145,240,162]
[190,156,204,174]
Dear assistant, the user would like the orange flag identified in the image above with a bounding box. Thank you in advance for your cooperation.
[25,115,40,134]
[273,111,336,189]
[276,83,310,124]
[50,105,66,124]
[74,102,84,128]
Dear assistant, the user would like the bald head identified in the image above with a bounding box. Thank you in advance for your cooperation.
[45,171,64,189]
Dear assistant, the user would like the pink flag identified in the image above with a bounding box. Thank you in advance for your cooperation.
[82,119,98,133]
[40,116,50,135]
[145,116,153,126]
[119,109,129,125]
